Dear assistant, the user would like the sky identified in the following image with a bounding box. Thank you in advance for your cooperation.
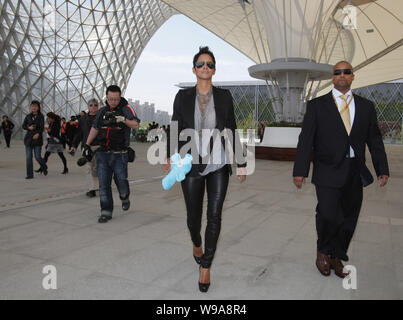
[125,14,256,115]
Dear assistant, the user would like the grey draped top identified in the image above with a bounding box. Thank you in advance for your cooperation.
[194,95,227,176]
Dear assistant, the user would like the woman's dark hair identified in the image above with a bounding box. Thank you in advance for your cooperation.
[31,100,41,111]
[193,46,216,68]
[46,112,61,122]
[106,85,121,96]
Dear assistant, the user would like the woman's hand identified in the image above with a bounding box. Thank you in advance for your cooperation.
[33,133,40,140]
[237,167,246,183]
[162,158,171,174]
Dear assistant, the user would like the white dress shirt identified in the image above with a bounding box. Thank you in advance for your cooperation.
[332,88,356,158]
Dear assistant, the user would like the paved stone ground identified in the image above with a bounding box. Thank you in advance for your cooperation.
[0,140,402,300]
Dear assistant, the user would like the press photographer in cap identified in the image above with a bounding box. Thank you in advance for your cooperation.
[70,98,101,198]
[85,85,140,223]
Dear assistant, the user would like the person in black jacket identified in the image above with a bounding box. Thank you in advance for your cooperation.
[22,101,48,179]
[43,112,68,174]
[2,115,15,148]
[293,61,389,278]
[162,47,247,293]
[70,99,100,197]
[65,116,78,149]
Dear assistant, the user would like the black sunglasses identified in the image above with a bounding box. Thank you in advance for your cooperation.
[334,69,353,75]
[89,104,98,107]
[195,61,215,69]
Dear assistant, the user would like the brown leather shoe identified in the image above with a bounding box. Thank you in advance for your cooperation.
[316,251,331,276]
[330,258,350,278]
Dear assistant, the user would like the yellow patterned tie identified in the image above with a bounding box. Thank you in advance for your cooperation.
[339,94,351,135]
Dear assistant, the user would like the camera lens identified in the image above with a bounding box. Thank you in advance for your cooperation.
[77,157,87,167]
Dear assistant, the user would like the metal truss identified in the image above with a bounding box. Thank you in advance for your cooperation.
[0,0,175,137]
[354,82,403,143]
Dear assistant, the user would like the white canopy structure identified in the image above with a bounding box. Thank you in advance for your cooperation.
[161,0,403,121]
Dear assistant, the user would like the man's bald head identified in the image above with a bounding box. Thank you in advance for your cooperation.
[333,61,353,72]
[332,61,355,93]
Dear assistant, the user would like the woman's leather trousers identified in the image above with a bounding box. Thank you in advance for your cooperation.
[181,166,229,268]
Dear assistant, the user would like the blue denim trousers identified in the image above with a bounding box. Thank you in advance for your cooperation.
[25,146,47,177]
[97,151,130,216]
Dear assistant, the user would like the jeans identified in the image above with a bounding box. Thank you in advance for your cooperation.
[25,146,47,177]
[181,165,229,268]
[97,151,130,216]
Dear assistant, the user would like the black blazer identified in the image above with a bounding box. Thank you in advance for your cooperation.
[167,86,246,177]
[293,91,389,187]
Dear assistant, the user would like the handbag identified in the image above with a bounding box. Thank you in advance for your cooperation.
[127,146,136,162]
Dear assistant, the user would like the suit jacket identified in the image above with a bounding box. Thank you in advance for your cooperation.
[293,91,389,187]
[167,86,246,177]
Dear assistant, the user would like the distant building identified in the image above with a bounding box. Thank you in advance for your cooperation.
[127,98,170,125]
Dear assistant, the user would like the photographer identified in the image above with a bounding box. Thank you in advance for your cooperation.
[70,99,100,198]
[85,85,140,223]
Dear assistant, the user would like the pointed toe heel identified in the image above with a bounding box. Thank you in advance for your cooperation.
[193,255,201,265]
[198,282,210,293]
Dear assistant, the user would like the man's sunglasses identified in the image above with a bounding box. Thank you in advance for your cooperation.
[333,69,353,76]
[195,61,215,69]
[89,104,98,107]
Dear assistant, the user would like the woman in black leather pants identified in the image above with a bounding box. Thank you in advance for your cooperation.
[163,47,246,292]
[182,165,229,269]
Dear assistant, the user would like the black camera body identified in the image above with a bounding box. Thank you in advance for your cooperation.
[102,111,117,127]
[77,145,96,167]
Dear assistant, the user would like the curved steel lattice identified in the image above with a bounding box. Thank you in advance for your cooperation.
[0,0,175,137]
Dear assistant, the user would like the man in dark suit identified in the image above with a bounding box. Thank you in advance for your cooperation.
[293,61,389,278]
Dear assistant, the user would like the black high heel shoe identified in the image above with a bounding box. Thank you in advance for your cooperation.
[62,167,68,174]
[193,255,201,265]
[193,246,202,265]
[198,267,210,293]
